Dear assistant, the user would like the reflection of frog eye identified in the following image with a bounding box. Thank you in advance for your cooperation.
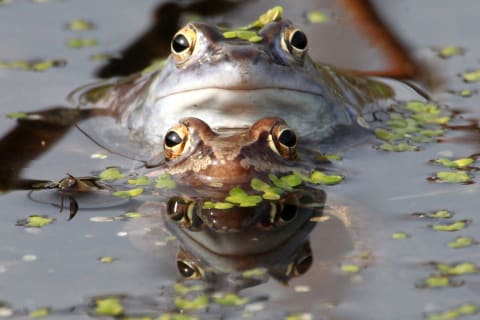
[269,123,297,160]
[281,26,308,59]
[177,259,204,280]
[171,25,197,63]
[164,124,189,161]
[167,197,204,230]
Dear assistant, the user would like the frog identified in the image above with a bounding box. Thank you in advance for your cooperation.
[71,7,400,155]
[149,116,303,187]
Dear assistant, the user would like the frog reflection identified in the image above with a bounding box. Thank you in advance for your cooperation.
[72,7,398,156]
[137,188,326,290]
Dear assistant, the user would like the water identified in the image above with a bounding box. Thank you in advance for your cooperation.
[0,1,479,319]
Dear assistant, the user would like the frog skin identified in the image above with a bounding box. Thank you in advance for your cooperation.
[72,15,397,150]
[150,116,304,187]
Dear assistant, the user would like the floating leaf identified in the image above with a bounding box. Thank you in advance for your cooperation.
[448,236,477,249]
[432,220,470,232]
[112,188,143,198]
[462,69,480,82]
[174,283,206,295]
[99,256,116,264]
[29,308,49,318]
[428,210,453,219]
[391,232,409,239]
[127,176,150,185]
[67,19,94,31]
[435,171,470,183]
[225,187,262,207]
[325,154,342,161]
[158,314,200,320]
[427,303,478,320]
[251,178,281,200]
[94,297,124,316]
[423,275,450,288]
[434,262,477,275]
[306,10,329,23]
[17,215,54,228]
[435,158,474,169]
[155,173,176,189]
[375,128,399,141]
[213,293,249,306]
[99,167,125,181]
[340,264,360,273]
[124,212,143,219]
[438,46,463,58]
[174,295,209,310]
[308,171,343,185]
[378,142,418,152]
[202,201,234,210]
[67,38,98,48]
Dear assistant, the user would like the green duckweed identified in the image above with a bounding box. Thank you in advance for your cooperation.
[99,167,125,181]
[112,188,144,198]
[435,171,471,183]
[94,297,124,316]
[432,220,470,232]
[448,236,477,249]
[174,295,209,310]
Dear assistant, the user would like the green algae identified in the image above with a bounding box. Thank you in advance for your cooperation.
[99,167,125,181]
[29,308,49,318]
[306,10,329,23]
[174,295,209,310]
[127,176,150,186]
[462,69,480,82]
[17,215,54,228]
[94,297,124,316]
[448,236,477,249]
[67,19,94,31]
[99,256,116,264]
[202,201,234,210]
[391,232,409,239]
[437,46,463,59]
[0,59,65,72]
[431,220,470,232]
[426,303,478,320]
[212,293,249,306]
[112,188,144,198]
[435,158,474,169]
[340,264,361,273]
[251,178,282,200]
[225,187,262,207]
[67,38,98,48]
[435,171,471,183]
[155,173,176,189]
[174,283,206,295]
[434,262,477,275]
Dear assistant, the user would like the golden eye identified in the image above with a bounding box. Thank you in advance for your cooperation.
[171,25,197,63]
[164,124,189,161]
[281,26,308,58]
[269,123,297,160]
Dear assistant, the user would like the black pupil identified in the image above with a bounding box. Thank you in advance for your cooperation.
[177,261,195,278]
[278,129,296,148]
[290,30,307,50]
[172,34,189,53]
[165,131,183,147]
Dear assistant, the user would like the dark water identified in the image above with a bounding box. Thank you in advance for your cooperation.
[0,1,479,319]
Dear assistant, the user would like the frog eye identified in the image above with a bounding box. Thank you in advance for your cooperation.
[171,25,197,63]
[281,26,308,59]
[164,124,189,161]
[269,123,297,160]
[167,197,203,230]
[176,259,204,279]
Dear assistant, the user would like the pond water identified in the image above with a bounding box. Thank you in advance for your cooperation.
[0,1,479,320]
